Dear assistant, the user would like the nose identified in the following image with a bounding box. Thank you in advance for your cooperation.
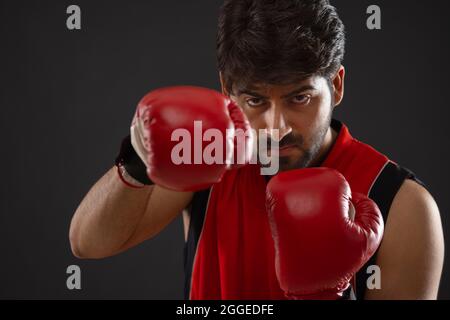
[265,103,292,142]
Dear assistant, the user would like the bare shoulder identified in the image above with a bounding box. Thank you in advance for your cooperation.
[389,179,442,235]
[365,179,445,299]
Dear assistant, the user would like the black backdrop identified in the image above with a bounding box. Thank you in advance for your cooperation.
[0,0,449,299]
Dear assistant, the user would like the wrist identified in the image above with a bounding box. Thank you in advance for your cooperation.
[116,163,145,189]
[115,135,154,186]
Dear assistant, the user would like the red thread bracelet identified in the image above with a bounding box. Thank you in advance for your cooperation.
[116,164,145,189]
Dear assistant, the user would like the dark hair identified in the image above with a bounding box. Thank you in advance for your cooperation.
[217,0,345,94]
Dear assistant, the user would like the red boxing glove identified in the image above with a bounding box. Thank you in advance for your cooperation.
[131,86,253,191]
[266,168,384,300]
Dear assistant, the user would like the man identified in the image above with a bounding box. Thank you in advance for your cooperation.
[69,0,444,299]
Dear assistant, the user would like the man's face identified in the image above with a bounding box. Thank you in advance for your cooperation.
[230,76,334,171]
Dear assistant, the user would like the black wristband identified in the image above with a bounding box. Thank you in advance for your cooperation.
[115,135,153,185]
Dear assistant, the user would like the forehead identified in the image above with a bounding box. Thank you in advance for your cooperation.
[234,75,326,96]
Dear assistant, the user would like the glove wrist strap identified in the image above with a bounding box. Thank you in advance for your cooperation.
[115,135,154,186]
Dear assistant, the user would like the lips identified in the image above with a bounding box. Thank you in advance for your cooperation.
[279,144,296,151]
[267,144,298,157]
[278,145,298,157]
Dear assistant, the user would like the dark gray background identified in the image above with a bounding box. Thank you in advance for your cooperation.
[0,0,449,299]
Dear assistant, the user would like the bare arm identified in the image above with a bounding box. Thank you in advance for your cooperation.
[69,166,193,259]
[365,179,445,300]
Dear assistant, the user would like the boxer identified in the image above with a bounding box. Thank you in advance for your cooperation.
[70,0,444,300]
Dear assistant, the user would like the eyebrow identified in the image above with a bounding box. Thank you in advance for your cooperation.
[237,85,317,99]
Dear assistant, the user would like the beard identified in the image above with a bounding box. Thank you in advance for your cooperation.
[276,112,332,172]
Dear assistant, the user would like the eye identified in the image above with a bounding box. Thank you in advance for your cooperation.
[291,95,311,105]
[246,97,265,108]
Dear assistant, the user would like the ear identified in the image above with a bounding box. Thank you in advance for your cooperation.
[219,72,230,96]
[332,65,345,107]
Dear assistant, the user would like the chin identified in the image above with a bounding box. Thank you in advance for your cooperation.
[280,158,302,171]
[278,156,306,172]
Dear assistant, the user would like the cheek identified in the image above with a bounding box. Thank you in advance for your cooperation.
[307,94,332,129]
[318,98,332,121]
[288,99,331,145]
[243,108,267,131]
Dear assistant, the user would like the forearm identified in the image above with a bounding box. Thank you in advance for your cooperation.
[69,166,154,259]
